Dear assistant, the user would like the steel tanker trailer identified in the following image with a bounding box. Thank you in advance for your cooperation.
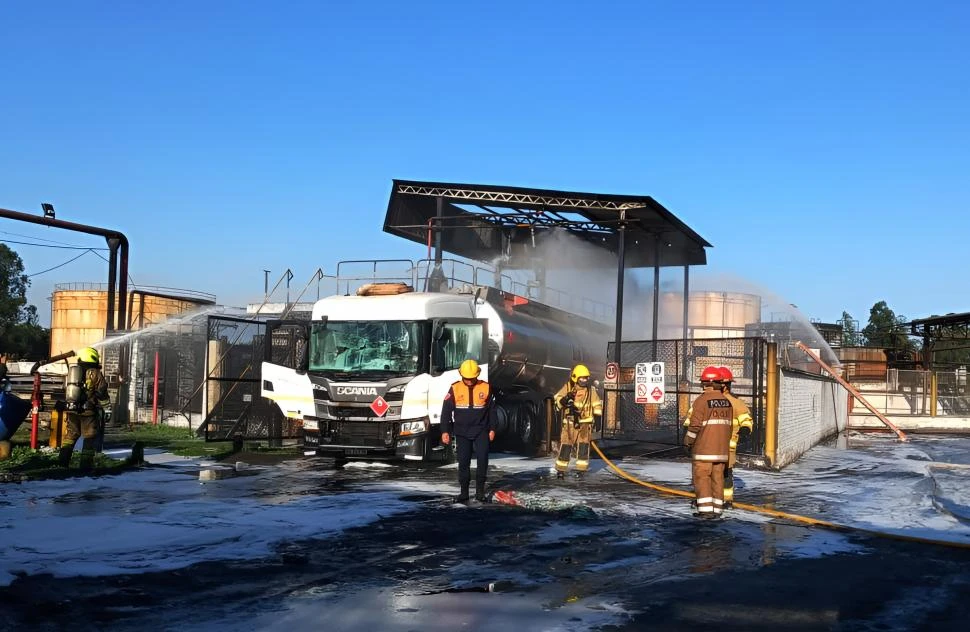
[261,277,611,462]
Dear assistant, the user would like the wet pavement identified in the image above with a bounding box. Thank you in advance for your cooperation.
[2,435,970,631]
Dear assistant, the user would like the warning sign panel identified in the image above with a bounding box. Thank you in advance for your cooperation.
[605,362,619,385]
[635,362,665,404]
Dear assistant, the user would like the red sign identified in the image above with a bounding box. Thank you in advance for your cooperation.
[370,396,390,417]
[651,387,663,402]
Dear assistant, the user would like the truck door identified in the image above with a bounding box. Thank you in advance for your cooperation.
[260,319,312,419]
[428,318,489,426]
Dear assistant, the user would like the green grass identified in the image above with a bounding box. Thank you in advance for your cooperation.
[0,445,131,480]
[112,424,237,459]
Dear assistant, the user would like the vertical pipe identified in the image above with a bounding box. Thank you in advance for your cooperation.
[152,350,160,425]
[682,265,690,380]
[105,239,118,333]
[651,236,661,360]
[117,237,129,334]
[30,372,41,450]
[765,342,779,468]
[930,372,938,417]
[613,211,627,365]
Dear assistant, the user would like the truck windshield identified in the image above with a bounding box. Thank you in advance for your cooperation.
[309,321,426,376]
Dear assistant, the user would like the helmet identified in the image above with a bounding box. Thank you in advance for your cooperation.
[77,347,100,365]
[458,359,481,380]
[700,366,721,383]
[718,367,734,383]
[570,364,591,383]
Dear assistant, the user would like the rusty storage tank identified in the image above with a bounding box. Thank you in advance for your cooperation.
[657,291,762,339]
[49,283,216,356]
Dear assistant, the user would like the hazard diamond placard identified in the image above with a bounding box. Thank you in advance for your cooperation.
[370,396,389,417]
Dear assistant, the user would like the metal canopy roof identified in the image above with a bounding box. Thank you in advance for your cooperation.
[383,180,711,269]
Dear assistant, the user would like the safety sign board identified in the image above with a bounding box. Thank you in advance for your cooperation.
[370,396,390,417]
[605,362,618,385]
[635,362,665,404]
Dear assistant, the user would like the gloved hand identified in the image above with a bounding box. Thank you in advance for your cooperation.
[683,444,691,457]
[572,420,581,430]
[559,396,574,409]
[593,416,602,432]
[103,409,112,424]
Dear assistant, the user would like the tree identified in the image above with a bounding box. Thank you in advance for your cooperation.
[839,311,861,347]
[0,244,49,359]
[862,300,915,352]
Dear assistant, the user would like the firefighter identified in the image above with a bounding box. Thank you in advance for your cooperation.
[440,359,495,503]
[683,366,733,518]
[59,346,111,470]
[718,366,753,507]
[554,364,603,479]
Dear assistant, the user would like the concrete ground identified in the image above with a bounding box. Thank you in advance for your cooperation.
[2,434,970,631]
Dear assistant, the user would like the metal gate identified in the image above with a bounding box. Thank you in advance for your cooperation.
[202,315,303,443]
[603,337,768,457]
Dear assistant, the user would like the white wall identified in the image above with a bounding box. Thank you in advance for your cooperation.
[776,369,848,468]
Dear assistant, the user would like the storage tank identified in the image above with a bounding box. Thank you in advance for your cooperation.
[50,283,216,356]
[657,291,762,339]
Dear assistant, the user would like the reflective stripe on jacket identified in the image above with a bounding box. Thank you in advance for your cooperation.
[684,387,733,462]
[440,380,494,438]
[553,383,603,424]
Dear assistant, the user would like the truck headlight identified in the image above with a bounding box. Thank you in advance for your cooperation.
[398,419,428,436]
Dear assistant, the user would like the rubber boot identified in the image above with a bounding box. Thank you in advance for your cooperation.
[556,471,565,480]
[475,483,488,503]
[79,446,96,472]
[454,484,470,504]
[58,445,75,468]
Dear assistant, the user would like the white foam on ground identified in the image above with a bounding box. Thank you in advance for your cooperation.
[0,466,413,587]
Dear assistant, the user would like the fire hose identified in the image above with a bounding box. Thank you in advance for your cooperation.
[590,441,970,550]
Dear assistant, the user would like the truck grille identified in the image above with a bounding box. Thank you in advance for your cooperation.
[330,421,394,447]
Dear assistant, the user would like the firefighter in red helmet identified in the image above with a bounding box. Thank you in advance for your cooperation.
[683,366,733,518]
[717,366,753,507]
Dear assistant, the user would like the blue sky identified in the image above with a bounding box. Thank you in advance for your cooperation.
[2,1,967,328]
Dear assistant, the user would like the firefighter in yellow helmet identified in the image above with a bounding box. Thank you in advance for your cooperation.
[717,366,753,507]
[59,346,111,470]
[440,359,495,503]
[553,364,602,479]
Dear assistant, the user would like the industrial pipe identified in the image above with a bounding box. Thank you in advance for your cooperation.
[0,207,130,334]
[28,351,75,450]
[152,351,160,425]
[793,342,907,442]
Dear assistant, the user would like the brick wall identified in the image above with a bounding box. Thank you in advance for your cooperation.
[776,369,848,468]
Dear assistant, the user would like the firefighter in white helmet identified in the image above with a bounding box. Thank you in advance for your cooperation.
[717,366,753,507]
[554,364,602,479]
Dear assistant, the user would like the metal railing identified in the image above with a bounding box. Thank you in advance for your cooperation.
[331,258,614,323]
[850,368,970,417]
[54,282,216,303]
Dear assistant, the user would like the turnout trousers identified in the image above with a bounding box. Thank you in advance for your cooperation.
[692,461,726,517]
[456,431,490,497]
[556,422,592,473]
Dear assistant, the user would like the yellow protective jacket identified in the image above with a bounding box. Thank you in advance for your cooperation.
[554,383,602,424]
[81,366,110,416]
[723,390,753,453]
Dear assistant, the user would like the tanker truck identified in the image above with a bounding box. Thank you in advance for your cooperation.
[260,280,611,462]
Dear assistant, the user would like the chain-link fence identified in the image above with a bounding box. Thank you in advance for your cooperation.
[202,314,305,443]
[130,320,206,425]
[603,337,767,456]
